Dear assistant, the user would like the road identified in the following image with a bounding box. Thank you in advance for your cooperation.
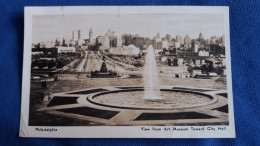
[84,51,127,74]
[85,51,103,72]
[76,51,88,72]
[60,51,139,76]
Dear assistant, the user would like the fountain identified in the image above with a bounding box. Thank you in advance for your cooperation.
[143,45,161,100]
[85,45,216,110]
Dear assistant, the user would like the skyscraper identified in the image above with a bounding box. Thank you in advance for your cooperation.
[153,33,160,40]
[156,33,160,39]
[176,35,182,43]
[72,30,80,40]
[105,29,115,38]
[221,34,225,46]
[184,34,191,44]
[89,27,93,44]
[78,30,81,40]
[117,37,122,47]
[199,32,204,40]
[122,34,132,46]
[210,35,217,44]
[55,38,61,46]
[166,34,172,43]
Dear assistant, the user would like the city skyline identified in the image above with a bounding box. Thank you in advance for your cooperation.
[32,13,225,43]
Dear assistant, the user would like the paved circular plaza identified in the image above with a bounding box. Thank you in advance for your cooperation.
[40,86,229,126]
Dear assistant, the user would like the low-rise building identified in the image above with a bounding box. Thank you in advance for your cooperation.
[177,51,198,59]
[109,45,140,56]
[198,50,209,57]
[175,42,181,48]
[190,69,202,77]
[158,66,190,78]
[57,47,76,53]
[178,58,184,66]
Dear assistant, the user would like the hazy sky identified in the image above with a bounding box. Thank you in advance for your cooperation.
[32,13,224,43]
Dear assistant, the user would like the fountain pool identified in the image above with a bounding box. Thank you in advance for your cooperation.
[87,89,217,110]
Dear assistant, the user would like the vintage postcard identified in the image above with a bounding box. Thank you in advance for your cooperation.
[19,6,235,138]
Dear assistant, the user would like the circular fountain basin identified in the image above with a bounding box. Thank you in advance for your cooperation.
[87,89,217,110]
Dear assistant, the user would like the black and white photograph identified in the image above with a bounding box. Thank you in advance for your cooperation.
[20,6,235,138]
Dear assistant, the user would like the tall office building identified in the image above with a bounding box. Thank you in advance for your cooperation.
[122,34,132,46]
[132,37,145,49]
[105,29,115,38]
[55,38,61,46]
[176,35,182,43]
[184,34,191,44]
[117,37,122,47]
[210,35,217,44]
[199,32,204,40]
[89,27,93,44]
[221,34,225,46]
[166,34,172,43]
[153,33,160,40]
[156,33,160,39]
[72,30,80,40]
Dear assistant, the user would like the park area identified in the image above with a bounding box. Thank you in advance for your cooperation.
[29,76,227,126]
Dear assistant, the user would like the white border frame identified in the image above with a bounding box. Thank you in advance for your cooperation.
[19,6,235,138]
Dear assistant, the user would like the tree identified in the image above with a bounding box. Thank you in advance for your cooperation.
[37,60,48,69]
[31,61,38,69]
[187,66,193,73]
[207,63,213,72]
[57,61,65,68]
[173,58,178,66]
[201,64,207,74]
[167,58,172,66]
[48,59,56,69]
